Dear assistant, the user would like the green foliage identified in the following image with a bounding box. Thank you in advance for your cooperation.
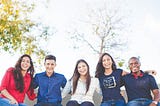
[118,60,125,67]
[0,0,51,64]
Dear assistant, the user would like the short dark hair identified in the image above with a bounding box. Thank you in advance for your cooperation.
[45,55,56,62]
[128,56,140,64]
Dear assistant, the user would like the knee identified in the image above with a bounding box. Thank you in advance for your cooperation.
[81,101,94,106]
[66,100,79,106]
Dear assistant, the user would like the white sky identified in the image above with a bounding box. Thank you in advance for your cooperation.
[0,0,160,83]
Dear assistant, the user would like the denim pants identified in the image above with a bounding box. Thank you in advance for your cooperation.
[0,97,27,106]
[127,98,160,106]
[101,99,126,106]
[34,102,62,106]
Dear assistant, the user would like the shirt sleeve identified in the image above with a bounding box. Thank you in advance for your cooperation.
[61,75,67,88]
[26,88,36,100]
[149,75,159,90]
[0,67,13,91]
[33,74,39,89]
[61,80,72,98]
[95,78,102,95]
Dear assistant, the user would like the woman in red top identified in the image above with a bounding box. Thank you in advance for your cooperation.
[0,54,36,106]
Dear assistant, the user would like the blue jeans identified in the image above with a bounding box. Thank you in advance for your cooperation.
[127,98,160,106]
[0,97,27,106]
[101,99,126,106]
[34,102,62,106]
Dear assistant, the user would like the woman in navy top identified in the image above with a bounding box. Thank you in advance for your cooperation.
[95,53,126,106]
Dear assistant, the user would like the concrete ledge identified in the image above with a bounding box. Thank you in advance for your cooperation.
[24,91,102,106]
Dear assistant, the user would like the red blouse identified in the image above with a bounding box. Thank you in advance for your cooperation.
[0,67,36,103]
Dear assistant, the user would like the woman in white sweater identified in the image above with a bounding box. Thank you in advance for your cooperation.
[62,59,101,106]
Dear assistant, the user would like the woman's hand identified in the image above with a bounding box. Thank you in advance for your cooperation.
[9,98,18,105]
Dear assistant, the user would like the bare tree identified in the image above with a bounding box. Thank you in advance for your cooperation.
[68,0,129,57]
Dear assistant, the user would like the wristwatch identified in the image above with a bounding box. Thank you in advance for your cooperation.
[152,101,158,105]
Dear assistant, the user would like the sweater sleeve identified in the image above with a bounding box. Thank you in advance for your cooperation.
[61,80,72,98]
[95,78,102,96]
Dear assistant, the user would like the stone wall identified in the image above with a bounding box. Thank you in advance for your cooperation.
[24,91,102,106]
[24,90,138,106]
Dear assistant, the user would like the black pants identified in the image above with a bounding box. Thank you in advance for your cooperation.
[66,100,94,106]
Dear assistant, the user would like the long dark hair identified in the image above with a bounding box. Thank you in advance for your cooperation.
[95,53,117,78]
[71,59,91,94]
[13,54,35,92]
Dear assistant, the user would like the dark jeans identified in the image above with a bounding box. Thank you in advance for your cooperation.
[101,99,126,106]
[34,102,62,106]
[66,100,94,106]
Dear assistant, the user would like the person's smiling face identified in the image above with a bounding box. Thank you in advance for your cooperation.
[21,56,31,71]
[102,55,113,70]
[45,59,56,76]
[129,58,141,73]
[77,61,88,76]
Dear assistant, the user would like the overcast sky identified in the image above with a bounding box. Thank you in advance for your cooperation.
[0,0,160,82]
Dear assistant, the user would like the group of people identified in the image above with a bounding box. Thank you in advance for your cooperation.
[0,53,159,106]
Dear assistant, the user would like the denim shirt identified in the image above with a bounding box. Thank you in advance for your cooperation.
[33,72,67,103]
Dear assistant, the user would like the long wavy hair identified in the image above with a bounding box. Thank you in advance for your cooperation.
[13,54,35,92]
[95,53,117,78]
[70,59,91,94]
